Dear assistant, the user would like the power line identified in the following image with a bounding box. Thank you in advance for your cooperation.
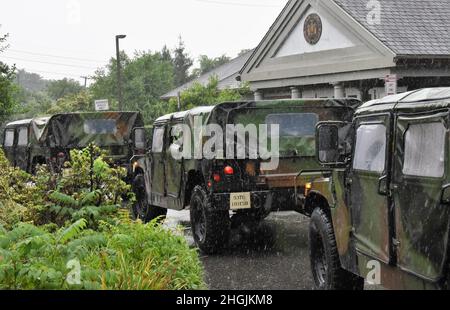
[8,49,107,64]
[0,55,101,70]
[194,0,281,8]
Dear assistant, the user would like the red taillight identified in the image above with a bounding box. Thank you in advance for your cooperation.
[207,181,213,188]
[224,166,234,175]
[213,174,221,183]
[57,152,65,158]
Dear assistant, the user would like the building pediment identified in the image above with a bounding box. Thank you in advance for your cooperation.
[241,0,396,85]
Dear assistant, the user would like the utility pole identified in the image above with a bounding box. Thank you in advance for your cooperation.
[81,76,89,88]
[177,91,182,112]
[116,34,127,111]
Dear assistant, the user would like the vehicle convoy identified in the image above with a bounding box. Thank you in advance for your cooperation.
[130,99,360,254]
[2,112,144,177]
[309,88,450,290]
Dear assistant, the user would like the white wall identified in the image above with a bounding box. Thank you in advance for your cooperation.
[276,6,358,58]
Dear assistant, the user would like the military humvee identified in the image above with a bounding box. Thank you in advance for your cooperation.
[2,112,144,176]
[131,99,360,254]
[311,88,450,290]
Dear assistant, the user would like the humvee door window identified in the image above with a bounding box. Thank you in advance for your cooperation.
[353,124,387,173]
[266,113,319,137]
[84,120,118,135]
[17,127,28,146]
[152,127,165,153]
[4,130,14,147]
[403,122,446,178]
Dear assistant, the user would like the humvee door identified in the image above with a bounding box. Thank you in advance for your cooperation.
[15,126,30,171]
[392,111,450,281]
[149,125,167,207]
[3,129,15,166]
[165,121,184,210]
[349,114,393,265]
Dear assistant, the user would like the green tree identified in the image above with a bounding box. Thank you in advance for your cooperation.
[172,37,193,87]
[46,90,93,114]
[13,86,53,117]
[90,49,174,124]
[192,54,230,77]
[169,76,251,111]
[161,45,172,62]
[46,78,83,101]
[0,31,16,123]
[15,69,49,92]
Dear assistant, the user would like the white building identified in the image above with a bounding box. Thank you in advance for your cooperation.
[239,0,450,101]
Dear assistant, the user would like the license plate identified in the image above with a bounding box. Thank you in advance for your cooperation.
[230,192,252,210]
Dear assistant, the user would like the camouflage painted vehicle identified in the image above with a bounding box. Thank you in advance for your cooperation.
[130,99,359,254]
[311,88,450,290]
[2,112,144,177]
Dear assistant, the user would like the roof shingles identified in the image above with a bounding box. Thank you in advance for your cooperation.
[334,0,450,56]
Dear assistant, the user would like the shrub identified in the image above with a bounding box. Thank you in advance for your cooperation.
[0,150,46,229]
[32,145,134,229]
[0,147,206,290]
[0,220,205,290]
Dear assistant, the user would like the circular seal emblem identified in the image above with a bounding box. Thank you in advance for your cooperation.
[304,13,322,45]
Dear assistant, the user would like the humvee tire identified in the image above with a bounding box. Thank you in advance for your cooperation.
[190,186,230,254]
[309,208,364,290]
[132,174,167,223]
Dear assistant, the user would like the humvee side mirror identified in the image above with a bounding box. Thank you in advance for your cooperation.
[133,128,147,152]
[441,184,450,205]
[316,122,350,166]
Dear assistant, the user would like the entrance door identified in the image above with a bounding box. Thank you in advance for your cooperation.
[349,114,392,264]
[150,125,167,207]
[392,112,450,281]
[15,126,30,171]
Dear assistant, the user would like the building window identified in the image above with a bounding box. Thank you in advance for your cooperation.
[353,124,387,173]
[403,122,446,178]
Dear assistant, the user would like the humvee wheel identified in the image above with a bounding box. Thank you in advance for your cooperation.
[190,186,230,254]
[310,208,364,290]
[132,175,167,223]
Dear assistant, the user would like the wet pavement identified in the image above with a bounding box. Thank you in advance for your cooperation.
[165,210,315,290]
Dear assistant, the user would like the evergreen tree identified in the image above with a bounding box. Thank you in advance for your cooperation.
[172,36,193,87]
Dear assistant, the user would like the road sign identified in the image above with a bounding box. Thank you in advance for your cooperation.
[385,74,398,96]
[95,99,110,111]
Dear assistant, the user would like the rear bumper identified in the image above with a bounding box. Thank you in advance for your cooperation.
[211,191,273,212]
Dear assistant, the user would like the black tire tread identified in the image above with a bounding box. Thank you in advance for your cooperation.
[132,174,167,223]
[310,208,364,290]
[190,186,230,254]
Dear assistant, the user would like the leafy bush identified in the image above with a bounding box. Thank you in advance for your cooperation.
[0,220,204,290]
[0,150,45,229]
[0,148,206,290]
[36,145,133,228]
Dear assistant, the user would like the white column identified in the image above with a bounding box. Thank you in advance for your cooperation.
[333,83,345,99]
[254,90,264,101]
[291,87,301,99]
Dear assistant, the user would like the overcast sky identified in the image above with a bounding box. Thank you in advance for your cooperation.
[0,0,286,84]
